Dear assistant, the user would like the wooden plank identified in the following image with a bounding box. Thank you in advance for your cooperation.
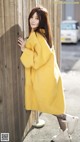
[9,0,20,140]
[0,38,2,131]
[17,0,28,141]
[0,0,3,132]
[2,0,16,141]
[9,0,27,141]
[0,0,9,133]
[56,3,61,66]
[53,0,61,65]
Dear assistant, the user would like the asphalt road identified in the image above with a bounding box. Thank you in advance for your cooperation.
[61,41,80,72]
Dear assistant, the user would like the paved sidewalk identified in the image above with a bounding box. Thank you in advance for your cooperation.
[23,71,80,142]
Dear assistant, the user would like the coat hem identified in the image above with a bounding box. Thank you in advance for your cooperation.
[25,108,65,115]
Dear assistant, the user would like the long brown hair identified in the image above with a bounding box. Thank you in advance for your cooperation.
[28,6,52,48]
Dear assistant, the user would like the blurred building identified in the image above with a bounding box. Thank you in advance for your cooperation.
[62,0,80,22]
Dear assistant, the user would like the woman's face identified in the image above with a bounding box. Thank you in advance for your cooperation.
[30,12,39,31]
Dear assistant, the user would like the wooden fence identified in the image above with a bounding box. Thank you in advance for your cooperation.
[0,0,61,141]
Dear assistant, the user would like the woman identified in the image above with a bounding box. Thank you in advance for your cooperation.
[18,6,79,142]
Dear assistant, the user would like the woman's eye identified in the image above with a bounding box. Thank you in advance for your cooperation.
[30,16,39,20]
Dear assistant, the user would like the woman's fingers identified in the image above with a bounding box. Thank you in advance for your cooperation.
[18,37,24,48]
[18,42,22,47]
[18,38,23,44]
[18,37,23,42]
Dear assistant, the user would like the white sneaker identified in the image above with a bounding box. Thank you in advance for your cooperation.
[66,115,79,134]
[51,129,72,142]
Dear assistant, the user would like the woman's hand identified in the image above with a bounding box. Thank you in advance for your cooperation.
[18,37,25,51]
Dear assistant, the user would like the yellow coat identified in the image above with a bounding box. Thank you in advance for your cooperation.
[20,32,65,115]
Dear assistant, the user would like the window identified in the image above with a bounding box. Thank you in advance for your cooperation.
[61,23,76,30]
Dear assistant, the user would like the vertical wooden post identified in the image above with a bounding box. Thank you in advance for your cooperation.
[53,0,62,66]
[17,0,23,35]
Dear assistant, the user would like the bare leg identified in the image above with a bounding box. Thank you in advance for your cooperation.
[51,114,72,142]
[57,117,66,131]
[51,114,79,141]
[54,114,79,133]
[54,114,67,131]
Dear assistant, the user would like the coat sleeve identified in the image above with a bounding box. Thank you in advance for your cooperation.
[20,32,52,69]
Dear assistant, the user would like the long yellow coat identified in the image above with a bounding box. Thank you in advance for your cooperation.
[20,32,65,115]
